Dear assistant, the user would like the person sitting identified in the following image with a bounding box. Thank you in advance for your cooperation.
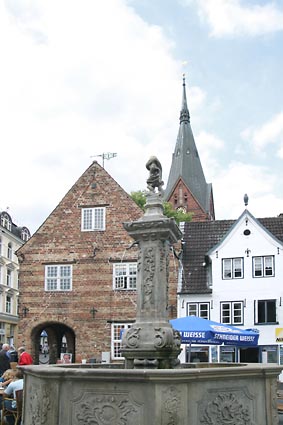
[0,369,16,387]
[17,347,33,366]
[3,369,24,424]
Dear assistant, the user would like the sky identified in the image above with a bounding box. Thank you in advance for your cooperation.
[1,0,283,234]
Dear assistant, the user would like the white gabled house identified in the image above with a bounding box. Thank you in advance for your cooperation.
[178,207,283,365]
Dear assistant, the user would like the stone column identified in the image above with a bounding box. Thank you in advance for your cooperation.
[121,157,182,368]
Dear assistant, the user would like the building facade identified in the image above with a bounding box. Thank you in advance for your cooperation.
[0,211,30,346]
[178,205,283,365]
[16,161,180,364]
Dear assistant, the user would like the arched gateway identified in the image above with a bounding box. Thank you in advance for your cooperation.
[31,322,75,365]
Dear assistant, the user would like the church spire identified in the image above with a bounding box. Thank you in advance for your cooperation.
[179,74,190,124]
[164,75,215,221]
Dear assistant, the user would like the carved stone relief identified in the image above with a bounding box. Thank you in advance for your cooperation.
[161,386,181,425]
[123,327,141,348]
[72,390,143,425]
[142,247,155,308]
[29,383,51,425]
[199,389,256,425]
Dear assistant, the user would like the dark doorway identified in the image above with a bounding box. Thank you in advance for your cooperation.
[239,347,259,363]
[31,322,76,365]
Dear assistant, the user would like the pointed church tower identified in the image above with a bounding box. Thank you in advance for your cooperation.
[164,76,215,221]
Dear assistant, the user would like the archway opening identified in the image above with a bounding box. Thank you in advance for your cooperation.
[31,322,76,365]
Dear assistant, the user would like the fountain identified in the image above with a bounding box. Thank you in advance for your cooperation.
[22,158,281,424]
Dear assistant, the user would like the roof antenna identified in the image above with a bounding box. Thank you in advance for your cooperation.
[244,194,249,207]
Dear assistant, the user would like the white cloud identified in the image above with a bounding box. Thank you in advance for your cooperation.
[241,112,283,154]
[195,0,283,37]
[1,0,282,234]
[211,161,283,219]
[0,0,186,232]
[195,130,225,176]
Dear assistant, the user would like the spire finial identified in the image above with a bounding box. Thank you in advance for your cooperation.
[244,194,249,207]
[179,74,190,123]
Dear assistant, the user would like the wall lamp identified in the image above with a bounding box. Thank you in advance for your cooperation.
[90,307,98,318]
[22,306,29,318]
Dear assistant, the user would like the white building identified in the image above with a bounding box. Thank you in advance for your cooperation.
[0,211,30,346]
[178,207,283,365]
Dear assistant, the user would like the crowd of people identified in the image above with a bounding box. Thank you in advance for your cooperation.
[0,343,33,424]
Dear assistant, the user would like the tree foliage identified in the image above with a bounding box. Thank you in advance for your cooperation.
[130,190,147,210]
[130,191,192,224]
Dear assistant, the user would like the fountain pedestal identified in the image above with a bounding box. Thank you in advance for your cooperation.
[121,192,182,368]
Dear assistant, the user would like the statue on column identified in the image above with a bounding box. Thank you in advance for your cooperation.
[146,156,164,193]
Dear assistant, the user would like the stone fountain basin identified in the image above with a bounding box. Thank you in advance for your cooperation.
[22,362,281,424]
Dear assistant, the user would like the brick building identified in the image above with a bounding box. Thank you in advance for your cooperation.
[165,76,215,221]
[16,161,180,364]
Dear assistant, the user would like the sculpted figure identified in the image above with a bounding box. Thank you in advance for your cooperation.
[146,156,164,193]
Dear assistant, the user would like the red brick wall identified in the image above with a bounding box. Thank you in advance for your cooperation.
[167,178,211,222]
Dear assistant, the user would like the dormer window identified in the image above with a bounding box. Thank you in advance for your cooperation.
[0,212,12,231]
[21,227,31,242]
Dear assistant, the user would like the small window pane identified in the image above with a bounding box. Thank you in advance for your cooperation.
[188,304,197,316]
[82,209,93,230]
[234,259,242,278]
[113,263,137,290]
[254,257,263,276]
[223,259,232,279]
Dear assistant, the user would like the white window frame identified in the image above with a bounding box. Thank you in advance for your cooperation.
[6,295,11,314]
[187,302,210,319]
[253,256,274,278]
[1,214,11,231]
[111,323,132,360]
[21,228,30,242]
[81,207,106,231]
[113,263,137,290]
[220,301,244,325]
[45,265,72,291]
[222,258,243,279]
[7,243,12,260]
[6,269,12,287]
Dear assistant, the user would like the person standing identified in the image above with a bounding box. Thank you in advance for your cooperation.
[0,344,11,375]
[17,347,33,366]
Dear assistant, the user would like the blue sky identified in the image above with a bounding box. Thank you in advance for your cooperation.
[1,0,283,233]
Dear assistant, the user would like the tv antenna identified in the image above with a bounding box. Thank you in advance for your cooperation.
[91,152,117,168]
